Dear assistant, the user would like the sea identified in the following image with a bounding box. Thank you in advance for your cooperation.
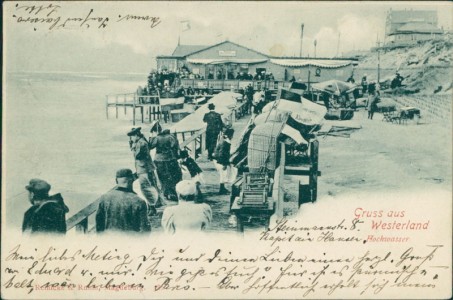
[3,71,150,229]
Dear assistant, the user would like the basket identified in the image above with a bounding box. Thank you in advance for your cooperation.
[247,122,283,172]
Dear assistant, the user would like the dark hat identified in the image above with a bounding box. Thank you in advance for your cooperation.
[25,179,51,195]
[208,103,215,110]
[116,168,134,178]
[127,127,142,136]
[149,121,162,133]
[223,128,234,139]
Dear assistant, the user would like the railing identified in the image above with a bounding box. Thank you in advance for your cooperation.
[105,92,136,119]
[67,99,251,233]
[181,79,291,91]
[390,93,452,125]
[105,93,162,125]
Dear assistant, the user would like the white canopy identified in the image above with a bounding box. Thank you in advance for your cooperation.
[270,59,353,68]
[186,58,268,65]
[169,92,242,133]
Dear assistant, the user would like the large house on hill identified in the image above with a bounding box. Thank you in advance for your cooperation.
[385,9,443,46]
[156,40,357,83]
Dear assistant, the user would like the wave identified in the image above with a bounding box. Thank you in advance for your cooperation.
[7,71,148,82]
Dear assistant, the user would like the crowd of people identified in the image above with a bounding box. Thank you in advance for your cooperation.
[22,103,242,236]
[140,68,277,98]
[207,70,275,81]
[238,84,271,115]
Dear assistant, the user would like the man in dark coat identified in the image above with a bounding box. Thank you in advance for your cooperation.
[128,127,161,214]
[22,179,69,234]
[149,129,182,201]
[245,84,254,114]
[203,103,224,160]
[96,169,151,233]
[214,128,234,195]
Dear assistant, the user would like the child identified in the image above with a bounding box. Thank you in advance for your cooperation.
[179,150,204,202]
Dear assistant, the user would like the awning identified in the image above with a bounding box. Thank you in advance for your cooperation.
[169,91,242,133]
[270,59,353,68]
[186,58,268,65]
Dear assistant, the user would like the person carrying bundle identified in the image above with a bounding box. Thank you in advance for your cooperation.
[179,150,204,202]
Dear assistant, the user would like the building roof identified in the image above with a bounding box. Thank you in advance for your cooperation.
[389,10,437,24]
[186,58,268,65]
[391,22,443,34]
[270,59,353,68]
[185,40,269,58]
[172,45,209,57]
[167,41,269,59]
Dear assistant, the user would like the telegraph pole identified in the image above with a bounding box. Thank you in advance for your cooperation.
[299,23,304,57]
[377,50,381,84]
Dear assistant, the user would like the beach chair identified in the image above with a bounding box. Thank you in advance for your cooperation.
[391,110,408,125]
[391,107,421,125]
[381,106,396,122]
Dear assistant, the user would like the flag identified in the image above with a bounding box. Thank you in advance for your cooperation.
[181,20,191,32]
[291,97,327,126]
[281,123,308,145]
[301,23,304,38]
[279,89,302,103]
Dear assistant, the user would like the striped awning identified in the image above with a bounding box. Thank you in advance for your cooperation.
[270,59,353,68]
[186,58,268,65]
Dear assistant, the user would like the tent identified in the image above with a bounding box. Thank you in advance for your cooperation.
[169,91,242,133]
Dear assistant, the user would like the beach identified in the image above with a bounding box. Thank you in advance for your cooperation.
[3,72,452,233]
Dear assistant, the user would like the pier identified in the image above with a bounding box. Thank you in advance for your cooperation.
[105,93,163,125]
[72,90,321,234]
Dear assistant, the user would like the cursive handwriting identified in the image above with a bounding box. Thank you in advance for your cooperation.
[12,3,161,31]
[117,14,161,28]
[2,243,448,297]
[260,218,364,246]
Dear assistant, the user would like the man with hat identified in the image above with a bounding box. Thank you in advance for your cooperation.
[96,169,151,233]
[22,179,69,234]
[203,103,224,160]
[161,180,212,234]
[127,127,161,214]
[213,127,234,195]
[149,128,182,202]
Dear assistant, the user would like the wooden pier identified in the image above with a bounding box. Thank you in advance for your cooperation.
[67,101,252,233]
[105,93,163,125]
[71,94,319,234]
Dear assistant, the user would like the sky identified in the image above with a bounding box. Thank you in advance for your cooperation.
[4,1,452,73]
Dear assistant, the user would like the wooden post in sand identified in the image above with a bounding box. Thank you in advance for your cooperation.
[115,95,119,119]
[123,94,127,114]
